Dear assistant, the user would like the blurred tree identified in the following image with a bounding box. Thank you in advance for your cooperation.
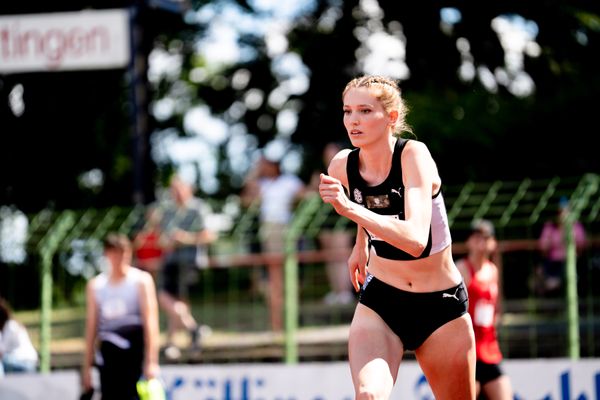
[1,0,599,212]
[0,1,190,211]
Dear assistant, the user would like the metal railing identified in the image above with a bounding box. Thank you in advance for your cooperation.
[2,174,599,370]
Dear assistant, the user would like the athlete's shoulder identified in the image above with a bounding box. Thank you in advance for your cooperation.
[331,147,353,161]
[88,273,106,293]
[402,139,439,182]
[403,139,431,157]
[325,148,352,187]
[487,260,500,278]
[129,266,153,284]
[327,148,352,174]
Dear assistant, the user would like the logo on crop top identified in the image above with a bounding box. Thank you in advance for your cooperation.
[366,194,390,209]
[353,188,363,204]
[391,188,402,197]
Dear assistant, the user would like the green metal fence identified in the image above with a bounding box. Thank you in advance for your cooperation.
[1,174,599,371]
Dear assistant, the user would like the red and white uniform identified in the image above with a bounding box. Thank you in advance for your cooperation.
[466,259,503,364]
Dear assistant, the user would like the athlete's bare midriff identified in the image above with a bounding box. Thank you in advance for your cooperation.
[366,245,462,292]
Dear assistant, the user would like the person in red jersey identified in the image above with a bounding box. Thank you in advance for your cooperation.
[457,219,513,400]
[133,206,165,281]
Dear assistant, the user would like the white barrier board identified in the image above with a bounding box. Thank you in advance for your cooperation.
[0,359,598,399]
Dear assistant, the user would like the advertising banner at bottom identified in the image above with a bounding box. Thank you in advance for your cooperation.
[0,358,598,399]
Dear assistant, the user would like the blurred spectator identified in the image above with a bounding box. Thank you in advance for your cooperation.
[536,197,587,296]
[0,204,28,264]
[133,206,165,281]
[157,175,216,360]
[0,297,38,376]
[241,155,306,284]
[82,233,160,400]
[242,154,307,256]
[456,219,513,399]
[241,154,306,330]
[308,143,355,305]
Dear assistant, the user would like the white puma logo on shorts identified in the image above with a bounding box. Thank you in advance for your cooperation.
[442,287,461,301]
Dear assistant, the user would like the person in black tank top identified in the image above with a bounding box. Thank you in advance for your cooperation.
[318,75,475,399]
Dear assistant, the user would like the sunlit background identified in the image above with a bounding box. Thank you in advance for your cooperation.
[0,1,599,398]
[2,0,597,211]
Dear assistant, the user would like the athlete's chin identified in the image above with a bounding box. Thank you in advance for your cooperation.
[347,133,367,146]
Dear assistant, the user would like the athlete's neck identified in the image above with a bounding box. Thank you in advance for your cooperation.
[358,136,397,185]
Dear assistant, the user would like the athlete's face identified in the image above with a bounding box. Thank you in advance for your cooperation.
[343,87,394,147]
[467,231,497,256]
[104,247,132,269]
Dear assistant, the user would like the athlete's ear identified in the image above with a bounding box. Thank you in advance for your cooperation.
[388,110,398,126]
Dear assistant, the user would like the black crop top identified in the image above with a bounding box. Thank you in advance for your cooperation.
[346,138,434,261]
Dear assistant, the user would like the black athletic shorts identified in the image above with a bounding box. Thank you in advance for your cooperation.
[359,275,469,351]
[159,248,198,299]
[476,359,504,385]
[98,325,144,400]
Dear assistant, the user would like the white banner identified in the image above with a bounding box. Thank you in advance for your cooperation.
[0,359,599,399]
[0,9,130,73]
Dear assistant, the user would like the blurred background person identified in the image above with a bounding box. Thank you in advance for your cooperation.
[537,196,587,296]
[82,233,160,400]
[157,175,216,359]
[133,206,165,282]
[241,154,306,291]
[0,297,38,376]
[241,153,306,330]
[457,219,513,400]
[242,154,307,258]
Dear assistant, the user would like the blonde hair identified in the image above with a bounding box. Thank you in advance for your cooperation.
[342,75,413,137]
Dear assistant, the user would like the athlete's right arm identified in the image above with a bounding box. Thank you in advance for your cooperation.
[325,149,351,189]
[321,149,368,291]
[319,149,352,216]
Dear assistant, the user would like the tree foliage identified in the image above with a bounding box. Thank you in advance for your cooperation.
[1,0,599,212]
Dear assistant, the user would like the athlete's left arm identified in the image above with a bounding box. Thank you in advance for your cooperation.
[401,140,436,253]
